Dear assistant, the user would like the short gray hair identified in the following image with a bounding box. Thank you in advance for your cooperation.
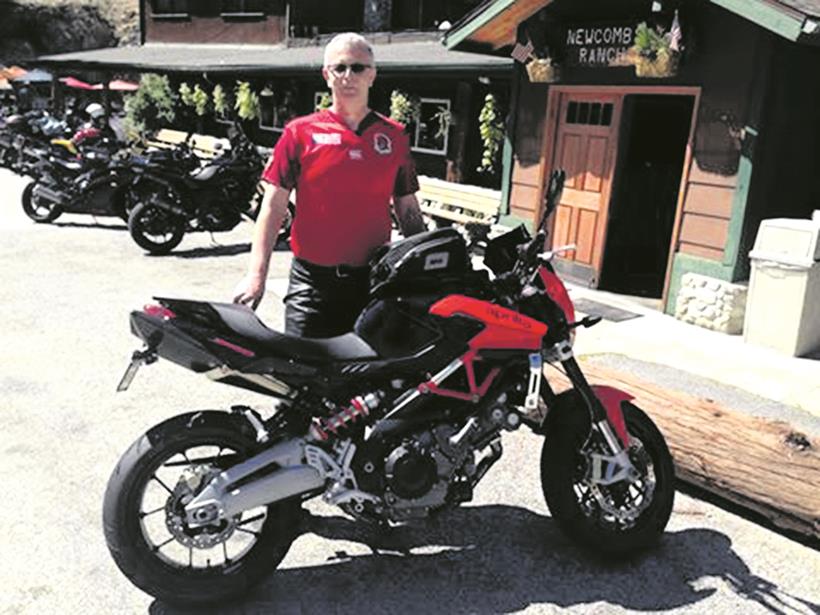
[323,33,374,66]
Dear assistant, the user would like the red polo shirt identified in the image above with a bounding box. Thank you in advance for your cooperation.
[261,110,419,267]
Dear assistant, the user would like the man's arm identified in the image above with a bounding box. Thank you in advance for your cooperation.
[392,193,426,237]
[232,182,292,309]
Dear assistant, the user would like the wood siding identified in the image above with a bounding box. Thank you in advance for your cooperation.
[144,4,286,44]
[508,80,548,221]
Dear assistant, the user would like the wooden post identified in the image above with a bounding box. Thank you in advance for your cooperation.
[446,81,472,184]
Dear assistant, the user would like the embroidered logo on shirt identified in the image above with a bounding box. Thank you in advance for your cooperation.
[312,132,342,145]
[349,149,363,160]
[373,132,392,155]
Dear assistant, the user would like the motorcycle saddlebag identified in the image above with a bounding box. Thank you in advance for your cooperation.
[369,228,469,296]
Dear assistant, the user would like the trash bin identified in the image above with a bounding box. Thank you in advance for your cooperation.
[743,213,820,356]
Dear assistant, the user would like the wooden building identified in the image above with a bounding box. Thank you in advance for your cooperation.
[36,0,512,185]
[446,0,820,310]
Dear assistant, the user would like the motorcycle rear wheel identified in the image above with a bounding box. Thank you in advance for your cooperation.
[21,181,62,223]
[103,411,301,607]
[128,201,185,254]
[541,400,675,555]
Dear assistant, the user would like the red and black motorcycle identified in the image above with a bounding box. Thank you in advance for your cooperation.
[104,170,675,607]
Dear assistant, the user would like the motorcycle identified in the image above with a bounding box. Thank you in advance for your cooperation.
[20,139,131,223]
[104,170,675,606]
[125,131,267,254]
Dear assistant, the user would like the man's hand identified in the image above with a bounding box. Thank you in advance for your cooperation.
[232,273,266,310]
[232,182,292,310]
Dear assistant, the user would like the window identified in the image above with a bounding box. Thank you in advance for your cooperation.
[221,0,265,17]
[392,0,484,30]
[259,86,298,132]
[151,0,189,17]
[566,101,613,126]
[411,98,450,155]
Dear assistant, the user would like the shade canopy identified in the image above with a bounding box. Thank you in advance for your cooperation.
[60,76,102,90]
[12,68,52,83]
[107,79,138,91]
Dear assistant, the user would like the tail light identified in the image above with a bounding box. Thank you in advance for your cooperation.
[143,304,176,320]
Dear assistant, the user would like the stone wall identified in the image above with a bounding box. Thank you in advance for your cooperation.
[675,273,748,334]
[0,0,138,65]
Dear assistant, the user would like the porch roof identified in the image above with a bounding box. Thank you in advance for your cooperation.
[35,40,513,76]
[444,0,820,52]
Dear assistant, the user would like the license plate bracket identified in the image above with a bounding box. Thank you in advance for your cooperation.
[116,347,158,392]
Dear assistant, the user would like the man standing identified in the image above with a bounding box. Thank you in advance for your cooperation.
[233,32,426,337]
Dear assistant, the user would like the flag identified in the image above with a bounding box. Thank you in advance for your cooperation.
[669,10,682,52]
[511,40,534,64]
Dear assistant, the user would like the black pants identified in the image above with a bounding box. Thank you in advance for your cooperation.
[284,257,370,338]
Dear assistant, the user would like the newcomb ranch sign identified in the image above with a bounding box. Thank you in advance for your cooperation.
[564,23,634,67]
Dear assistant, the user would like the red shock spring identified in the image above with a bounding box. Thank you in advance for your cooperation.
[309,393,380,442]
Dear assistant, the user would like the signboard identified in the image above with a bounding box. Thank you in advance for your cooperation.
[564,22,635,68]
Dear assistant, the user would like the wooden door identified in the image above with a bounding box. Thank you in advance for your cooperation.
[549,93,622,287]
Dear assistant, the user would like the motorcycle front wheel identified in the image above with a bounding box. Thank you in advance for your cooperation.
[127,200,186,254]
[541,400,675,555]
[103,411,301,607]
[21,181,62,223]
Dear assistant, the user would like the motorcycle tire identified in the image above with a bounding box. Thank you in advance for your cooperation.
[128,201,186,255]
[540,399,675,555]
[103,411,301,607]
[21,181,62,223]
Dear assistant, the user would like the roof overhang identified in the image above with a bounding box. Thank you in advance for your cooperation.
[444,0,820,51]
[444,0,551,53]
[36,41,513,77]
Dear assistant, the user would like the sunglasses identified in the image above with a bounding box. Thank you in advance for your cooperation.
[328,63,372,76]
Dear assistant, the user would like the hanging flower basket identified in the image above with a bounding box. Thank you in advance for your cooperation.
[633,49,679,78]
[526,58,559,83]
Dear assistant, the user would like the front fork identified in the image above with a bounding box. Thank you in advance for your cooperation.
[536,344,639,485]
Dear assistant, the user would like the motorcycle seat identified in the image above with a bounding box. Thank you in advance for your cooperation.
[209,302,378,363]
[189,164,220,182]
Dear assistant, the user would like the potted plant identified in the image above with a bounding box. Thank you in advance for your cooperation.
[525,55,559,83]
[628,20,680,78]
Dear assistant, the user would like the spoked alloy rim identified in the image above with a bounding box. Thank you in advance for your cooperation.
[30,191,57,218]
[135,207,180,244]
[138,443,268,571]
[573,436,657,530]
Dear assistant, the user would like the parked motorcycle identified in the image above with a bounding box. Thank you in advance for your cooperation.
[19,133,197,224]
[104,170,675,606]
[20,144,132,223]
[125,131,266,254]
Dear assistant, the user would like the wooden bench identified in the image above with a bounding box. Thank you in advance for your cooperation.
[144,128,230,159]
[416,175,510,243]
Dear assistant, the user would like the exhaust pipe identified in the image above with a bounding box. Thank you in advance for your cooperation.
[32,183,68,207]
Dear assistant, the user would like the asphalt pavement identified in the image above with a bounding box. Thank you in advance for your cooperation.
[1,167,818,615]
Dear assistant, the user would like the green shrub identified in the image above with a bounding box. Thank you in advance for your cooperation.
[124,73,177,140]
